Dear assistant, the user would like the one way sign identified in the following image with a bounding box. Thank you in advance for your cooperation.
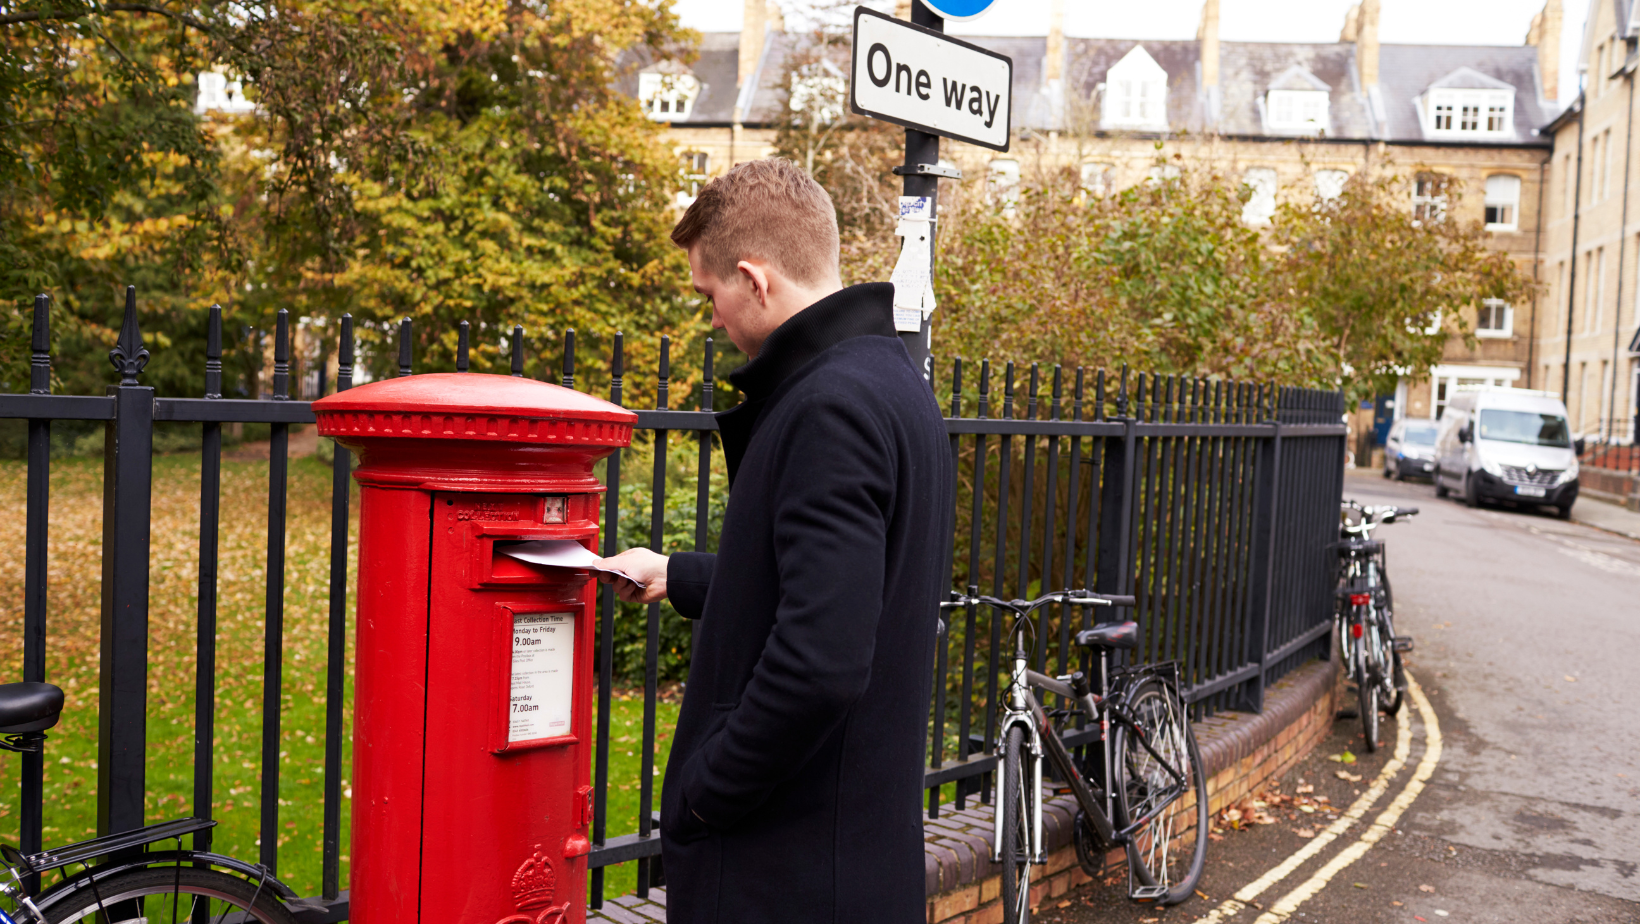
[849,6,1013,152]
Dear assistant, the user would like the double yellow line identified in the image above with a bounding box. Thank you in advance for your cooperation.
[1190,673,1443,923]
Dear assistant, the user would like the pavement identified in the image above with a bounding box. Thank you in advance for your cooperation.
[1570,492,1640,541]
[1035,469,1640,924]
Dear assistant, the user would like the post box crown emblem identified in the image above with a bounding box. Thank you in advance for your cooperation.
[312,373,636,448]
[511,848,557,910]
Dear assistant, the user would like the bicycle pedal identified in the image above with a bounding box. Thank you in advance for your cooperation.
[1130,885,1170,903]
[1392,636,1415,653]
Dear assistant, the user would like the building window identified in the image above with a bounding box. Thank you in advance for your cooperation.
[1422,88,1513,138]
[1242,168,1278,225]
[1100,45,1169,131]
[677,151,710,207]
[1315,169,1349,201]
[1146,163,1181,186]
[1484,174,1520,230]
[1266,89,1329,133]
[638,71,700,121]
[1080,162,1114,197]
[1476,299,1513,337]
[195,71,256,115]
[1412,173,1448,225]
[790,60,846,125]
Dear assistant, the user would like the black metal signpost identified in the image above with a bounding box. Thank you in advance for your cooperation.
[849,2,1012,383]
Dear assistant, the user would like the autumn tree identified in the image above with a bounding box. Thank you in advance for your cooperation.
[1,0,703,402]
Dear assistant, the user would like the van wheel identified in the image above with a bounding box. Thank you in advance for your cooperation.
[1434,469,1449,498]
[1555,502,1573,520]
[1464,475,1482,508]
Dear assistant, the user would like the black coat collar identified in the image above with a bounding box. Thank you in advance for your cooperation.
[727,283,897,400]
[717,283,898,483]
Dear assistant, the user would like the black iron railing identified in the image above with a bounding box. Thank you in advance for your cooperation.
[1,289,1346,917]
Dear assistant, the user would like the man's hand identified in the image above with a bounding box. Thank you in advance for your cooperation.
[595,548,670,604]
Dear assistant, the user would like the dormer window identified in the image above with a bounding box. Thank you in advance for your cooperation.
[1267,91,1329,132]
[1261,66,1331,135]
[1418,68,1515,140]
[639,71,700,121]
[1100,46,1169,131]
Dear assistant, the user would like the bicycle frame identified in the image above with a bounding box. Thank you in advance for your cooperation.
[964,591,1185,873]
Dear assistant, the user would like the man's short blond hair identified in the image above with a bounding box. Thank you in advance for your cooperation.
[671,157,840,286]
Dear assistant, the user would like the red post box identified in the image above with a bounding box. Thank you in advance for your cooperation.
[313,373,636,924]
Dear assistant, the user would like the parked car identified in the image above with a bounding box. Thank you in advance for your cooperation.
[1383,417,1439,480]
[1433,388,1581,518]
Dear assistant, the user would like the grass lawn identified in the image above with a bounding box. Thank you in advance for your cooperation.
[0,449,674,901]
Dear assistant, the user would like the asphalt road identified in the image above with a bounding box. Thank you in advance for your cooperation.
[1035,470,1640,924]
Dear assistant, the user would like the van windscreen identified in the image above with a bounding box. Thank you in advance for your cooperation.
[1477,410,1571,447]
[1403,423,1437,446]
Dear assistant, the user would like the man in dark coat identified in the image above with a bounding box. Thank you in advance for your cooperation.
[598,158,953,924]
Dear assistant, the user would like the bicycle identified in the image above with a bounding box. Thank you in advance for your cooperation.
[941,589,1208,923]
[0,681,307,924]
[1334,500,1417,753]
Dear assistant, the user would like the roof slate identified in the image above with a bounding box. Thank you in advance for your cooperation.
[628,30,1556,144]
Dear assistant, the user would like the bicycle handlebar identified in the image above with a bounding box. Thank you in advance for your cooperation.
[943,589,1138,614]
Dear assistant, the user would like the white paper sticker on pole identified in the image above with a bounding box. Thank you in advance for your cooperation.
[510,612,574,742]
[891,196,936,333]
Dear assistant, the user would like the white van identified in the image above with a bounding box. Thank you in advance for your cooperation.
[1433,387,1581,517]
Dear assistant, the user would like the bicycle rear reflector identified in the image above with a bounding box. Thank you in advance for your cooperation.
[1349,593,1371,606]
[1350,623,1364,638]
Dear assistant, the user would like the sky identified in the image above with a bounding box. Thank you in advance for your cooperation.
[671,0,1592,105]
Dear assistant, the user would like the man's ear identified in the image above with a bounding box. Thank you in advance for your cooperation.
[737,260,771,308]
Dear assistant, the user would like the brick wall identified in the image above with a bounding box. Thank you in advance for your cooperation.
[585,658,1341,924]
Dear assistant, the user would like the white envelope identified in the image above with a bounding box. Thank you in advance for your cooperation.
[497,539,647,588]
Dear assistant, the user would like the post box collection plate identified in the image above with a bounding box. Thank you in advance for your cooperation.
[509,611,576,744]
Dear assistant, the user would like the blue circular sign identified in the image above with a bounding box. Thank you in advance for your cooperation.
[917,0,999,21]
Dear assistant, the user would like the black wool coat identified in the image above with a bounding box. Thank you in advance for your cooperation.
[658,283,954,924]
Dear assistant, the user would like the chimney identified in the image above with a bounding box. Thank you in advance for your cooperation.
[739,0,767,91]
[1526,0,1562,101]
[1340,3,1360,43]
[895,0,912,19]
[1356,0,1380,89]
[1198,0,1220,89]
[1046,0,1066,82]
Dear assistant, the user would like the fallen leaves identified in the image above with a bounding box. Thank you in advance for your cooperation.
[1419,884,1436,893]
[1293,827,1316,838]
[1328,750,1358,764]
[1336,770,1363,782]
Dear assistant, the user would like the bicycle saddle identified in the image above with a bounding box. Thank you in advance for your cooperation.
[0,683,64,734]
[1075,621,1138,651]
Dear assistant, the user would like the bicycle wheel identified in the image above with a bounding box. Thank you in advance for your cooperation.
[1113,677,1208,905]
[40,866,298,924]
[1000,725,1033,924]
[1357,638,1381,753]
[1382,649,1406,716]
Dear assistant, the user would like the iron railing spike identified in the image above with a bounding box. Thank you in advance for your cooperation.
[205,306,223,399]
[109,285,149,386]
[398,317,413,377]
[273,310,290,401]
[563,329,576,389]
[30,294,51,395]
[457,321,470,373]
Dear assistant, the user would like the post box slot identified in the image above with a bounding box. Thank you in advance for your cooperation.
[475,531,596,588]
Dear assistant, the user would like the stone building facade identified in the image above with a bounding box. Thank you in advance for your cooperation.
[634,0,1572,442]
[1540,0,1640,444]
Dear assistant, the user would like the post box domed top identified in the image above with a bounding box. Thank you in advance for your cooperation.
[313,373,636,449]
